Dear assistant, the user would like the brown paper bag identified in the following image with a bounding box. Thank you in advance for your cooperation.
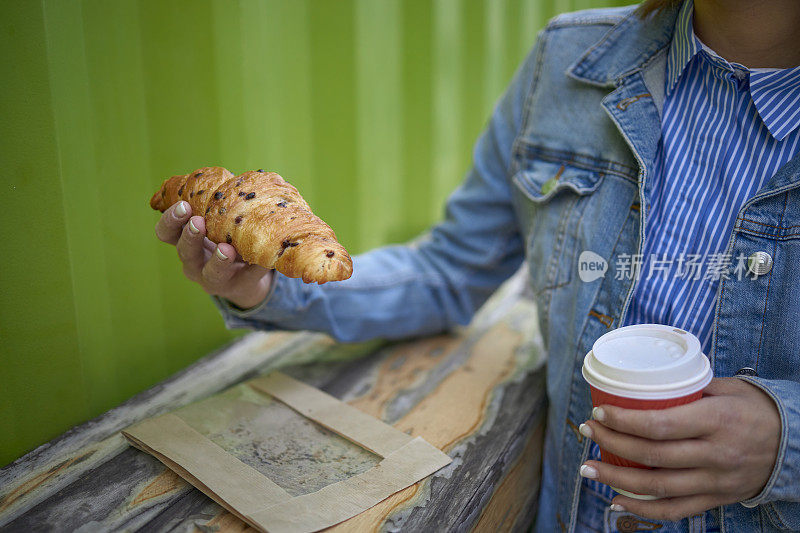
[122,372,451,533]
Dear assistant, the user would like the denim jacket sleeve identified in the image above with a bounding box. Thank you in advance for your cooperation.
[735,375,800,528]
[211,36,545,343]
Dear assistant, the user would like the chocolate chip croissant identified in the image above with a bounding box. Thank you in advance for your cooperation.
[150,167,353,284]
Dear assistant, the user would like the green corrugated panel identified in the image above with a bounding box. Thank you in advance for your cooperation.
[0,0,88,468]
[0,0,630,465]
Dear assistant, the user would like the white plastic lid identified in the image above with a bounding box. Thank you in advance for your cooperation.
[582,324,713,399]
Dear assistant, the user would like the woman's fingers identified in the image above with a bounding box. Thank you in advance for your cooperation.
[155,201,191,245]
[582,421,711,468]
[594,398,719,440]
[202,236,217,254]
[156,205,254,292]
[580,461,718,499]
[201,242,239,290]
[611,493,725,523]
[177,216,208,282]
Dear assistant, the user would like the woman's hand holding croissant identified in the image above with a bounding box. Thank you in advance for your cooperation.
[155,200,273,309]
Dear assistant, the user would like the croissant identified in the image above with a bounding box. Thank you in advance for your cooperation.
[150,167,352,284]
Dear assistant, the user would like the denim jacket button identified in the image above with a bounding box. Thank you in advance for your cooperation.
[615,515,661,532]
[735,367,758,377]
[747,251,773,276]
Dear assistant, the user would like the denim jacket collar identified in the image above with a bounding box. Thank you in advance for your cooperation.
[566,3,800,198]
[566,5,681,88]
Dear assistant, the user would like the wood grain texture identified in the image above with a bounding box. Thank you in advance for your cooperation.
[0,270,547,532]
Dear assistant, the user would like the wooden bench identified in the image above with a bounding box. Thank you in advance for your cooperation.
[0,271,547,532]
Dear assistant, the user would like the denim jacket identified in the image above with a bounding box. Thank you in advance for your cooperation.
[215,5,800,531]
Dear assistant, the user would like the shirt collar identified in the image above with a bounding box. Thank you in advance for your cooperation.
[665,0,699,96]
[666,0,800,140]
[750,66,800,140]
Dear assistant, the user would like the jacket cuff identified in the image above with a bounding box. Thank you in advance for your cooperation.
[211,271,299,331]
[734,375,800,507]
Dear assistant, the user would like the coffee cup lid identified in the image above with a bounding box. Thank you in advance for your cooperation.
[582,324,712,399]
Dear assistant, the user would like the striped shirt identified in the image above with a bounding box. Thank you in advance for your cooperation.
[581,0,800,530]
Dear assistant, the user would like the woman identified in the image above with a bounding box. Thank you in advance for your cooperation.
[155,1,800,530]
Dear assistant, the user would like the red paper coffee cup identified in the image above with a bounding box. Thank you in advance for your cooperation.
[582,324,712,500]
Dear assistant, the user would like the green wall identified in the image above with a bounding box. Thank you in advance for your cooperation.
[0,0,629,466]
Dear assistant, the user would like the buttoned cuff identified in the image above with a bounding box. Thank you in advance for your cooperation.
[734,376,800,509]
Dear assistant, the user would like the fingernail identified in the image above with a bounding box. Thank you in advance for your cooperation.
[579,464,598,479]
[579,423,593,439]
[592,407,606,422]
[215,246,228,260]
[610,503,625,512]
[175,201,188,217]
[188,219,200,234]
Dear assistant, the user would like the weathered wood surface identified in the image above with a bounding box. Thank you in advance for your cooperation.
[0,271,547,532]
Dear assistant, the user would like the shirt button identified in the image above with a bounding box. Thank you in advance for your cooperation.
[747,251,773,276]
[736,367,758,377]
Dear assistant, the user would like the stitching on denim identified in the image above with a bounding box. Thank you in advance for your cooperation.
[546,198,590,527]
[548,19,620,30]
[536,191,597,295]
[528,182,598,297]
[736,213,800,240]
[763,502,790,531]
[540,278,573,295]
[522,150,636,184]
[547,195,578,298]
[567,9,638,84]
[734,376,789,508]
[550,199,573,290]
[711,273,726,371]
[734,228,800,241]
[753,264,773,372]
[754,196,786,370]
[523,172,593,298]
[738,217,800,230]
[562,246,617,531]
[511,28,550,175]
[616,42,671,84]
[581,484,613,504]
[568,428,594,531]
[737,182,800,221]
[710,196,757,370]
[547,11,627,30]
[538,200,567,299]
[571,15,672,92]
[610,202,641,329]
[514,174,602,204]
[517,143,638,179]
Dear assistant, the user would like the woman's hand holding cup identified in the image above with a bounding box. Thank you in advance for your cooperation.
[578,325,780,521]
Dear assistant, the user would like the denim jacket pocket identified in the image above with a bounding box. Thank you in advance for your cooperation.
[510,156,605,295]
